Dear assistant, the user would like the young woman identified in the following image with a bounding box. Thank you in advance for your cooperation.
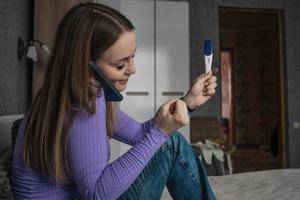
[11,3,217,200]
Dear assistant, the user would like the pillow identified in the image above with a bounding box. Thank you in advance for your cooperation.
[0,118,22,200]
[0,146,14,200]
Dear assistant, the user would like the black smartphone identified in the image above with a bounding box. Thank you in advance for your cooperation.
[89,61,123,101]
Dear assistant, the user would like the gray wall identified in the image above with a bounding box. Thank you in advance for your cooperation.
[189,0,300,167]
[0,0,33,116]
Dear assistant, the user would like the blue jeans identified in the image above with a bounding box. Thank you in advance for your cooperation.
[118,132,216,200]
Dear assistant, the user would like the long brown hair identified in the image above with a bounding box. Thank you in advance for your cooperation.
[23,3,134,184]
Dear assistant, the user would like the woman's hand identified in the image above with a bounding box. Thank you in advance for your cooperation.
[154,99,189,135]
[90,78,101,96]
[182,68,218,110]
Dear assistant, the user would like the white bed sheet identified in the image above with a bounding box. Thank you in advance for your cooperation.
[209,169,300,200]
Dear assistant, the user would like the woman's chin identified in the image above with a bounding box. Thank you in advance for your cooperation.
[116,85,126,92]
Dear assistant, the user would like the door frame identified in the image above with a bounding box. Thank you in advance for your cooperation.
[220,48,235,145]
[219,7,287,168]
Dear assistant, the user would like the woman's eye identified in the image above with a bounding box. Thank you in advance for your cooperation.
[116,64,125,70]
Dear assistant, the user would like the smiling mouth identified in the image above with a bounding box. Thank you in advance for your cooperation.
[119,79,128,84]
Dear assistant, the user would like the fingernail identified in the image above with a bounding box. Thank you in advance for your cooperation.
[212,68,219,75]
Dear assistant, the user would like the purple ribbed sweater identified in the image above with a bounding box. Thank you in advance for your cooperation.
[11,93,168,199]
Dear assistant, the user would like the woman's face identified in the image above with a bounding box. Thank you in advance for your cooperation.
[96,31,137,92]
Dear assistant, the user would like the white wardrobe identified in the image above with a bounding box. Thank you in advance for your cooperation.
[95,0,190,161]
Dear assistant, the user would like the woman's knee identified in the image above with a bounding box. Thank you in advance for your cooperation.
[165,131,189,151]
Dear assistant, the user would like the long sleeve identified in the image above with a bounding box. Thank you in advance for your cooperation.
[112,110,155,146]
[67,94,168,200]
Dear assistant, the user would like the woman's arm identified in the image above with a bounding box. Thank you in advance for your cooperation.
[112,110,155,146]
[67,95,168,200]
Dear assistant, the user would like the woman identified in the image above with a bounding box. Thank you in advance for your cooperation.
[11,3,217,200]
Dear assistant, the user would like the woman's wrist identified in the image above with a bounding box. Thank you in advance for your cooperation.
[180,96,196,112]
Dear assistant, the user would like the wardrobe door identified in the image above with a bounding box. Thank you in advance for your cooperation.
[119,0,155,155]
[156,1,190,141]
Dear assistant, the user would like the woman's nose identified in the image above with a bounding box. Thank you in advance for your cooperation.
[126,59,136,75]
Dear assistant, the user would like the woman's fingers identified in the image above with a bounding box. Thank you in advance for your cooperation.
[154,99,189,134]
[90,78,100,87]
[193,70,216,91]
[204,82,217,90]
[173,100,189,125]
[168,99,187,115]
[202,75,217,94]
[194,70,212,83]
[161,99,177,113]
[203,88,216,96]
[205,75,217,84]
[212,67,219,75]
[194,67,218,83]
[90,78,101,95]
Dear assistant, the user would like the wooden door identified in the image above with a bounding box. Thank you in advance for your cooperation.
[33,0,91,99]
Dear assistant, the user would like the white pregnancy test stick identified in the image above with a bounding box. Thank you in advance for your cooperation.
[204,40,213,73]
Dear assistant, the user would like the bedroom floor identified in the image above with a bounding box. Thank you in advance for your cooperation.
[231,145,280,173]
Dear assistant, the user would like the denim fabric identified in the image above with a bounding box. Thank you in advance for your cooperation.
[118,132,216,200]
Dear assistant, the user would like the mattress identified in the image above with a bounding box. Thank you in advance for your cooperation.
[209,169,300,200]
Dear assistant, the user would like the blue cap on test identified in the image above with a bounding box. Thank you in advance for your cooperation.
[204,40,212,56]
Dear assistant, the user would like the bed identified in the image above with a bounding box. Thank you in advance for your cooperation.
[1,116,299,200]
[161,169,300,200]
[209,169,300,200]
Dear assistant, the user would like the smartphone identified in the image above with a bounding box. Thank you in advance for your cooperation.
[89,61,123,101]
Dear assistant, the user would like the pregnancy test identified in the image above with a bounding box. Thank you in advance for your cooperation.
[204,40,213,73]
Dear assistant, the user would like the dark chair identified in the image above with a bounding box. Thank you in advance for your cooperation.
[191,116,236,175]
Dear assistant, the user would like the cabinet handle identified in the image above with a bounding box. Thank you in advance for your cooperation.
[126,92,149,96]
[161,92,184,96]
